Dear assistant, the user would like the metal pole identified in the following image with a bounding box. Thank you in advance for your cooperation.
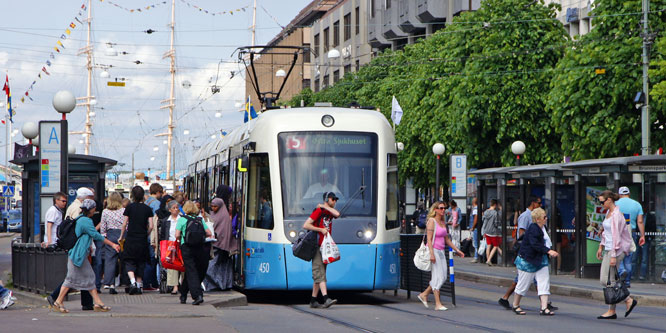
[251,0,257,46]
[435,155,440,201]
[167,0,175,179]
[85,0,92,155]
[641,0,650,155]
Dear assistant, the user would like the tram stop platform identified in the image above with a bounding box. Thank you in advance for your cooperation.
[454,257,666,307]
[12,289,247,317]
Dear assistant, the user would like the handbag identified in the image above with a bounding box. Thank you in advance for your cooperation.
[293,230,318,261]
[413,219,436,271]
[603,266,630,305]
[159,240,185,272]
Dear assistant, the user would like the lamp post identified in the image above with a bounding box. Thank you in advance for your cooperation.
[511,140,526,166]
[53,90,76,120]
[432,143,445,201]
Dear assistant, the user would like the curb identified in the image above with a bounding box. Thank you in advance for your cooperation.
[0,233,18,239]
[209,291,248,308]
[456,270,666,308]
[11,289,48,307]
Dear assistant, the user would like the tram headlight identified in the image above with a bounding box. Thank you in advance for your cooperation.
[364,230,374,239]
[289,230,297,238]
[321,114,335,127]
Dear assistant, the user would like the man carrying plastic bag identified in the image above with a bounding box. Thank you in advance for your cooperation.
[303,192,340,309]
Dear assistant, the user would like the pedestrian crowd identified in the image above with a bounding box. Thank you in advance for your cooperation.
[409,187,644,319]
[34,183,239,313]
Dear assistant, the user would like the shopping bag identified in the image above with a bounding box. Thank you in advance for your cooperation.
[159,240,185,272]
[478,237,487,256]
[320,233,340,264]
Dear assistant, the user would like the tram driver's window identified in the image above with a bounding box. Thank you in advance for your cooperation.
[247,154,273,230]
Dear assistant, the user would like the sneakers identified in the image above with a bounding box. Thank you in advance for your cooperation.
[471,258,479,263]
[109,288,118,295]
[309,300,321,308]
[321,298,337,309]
[498,298,511,310]
[128,284,141,295]
[1,291,14,310]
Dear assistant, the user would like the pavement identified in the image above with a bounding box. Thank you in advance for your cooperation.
[454,256,666,307]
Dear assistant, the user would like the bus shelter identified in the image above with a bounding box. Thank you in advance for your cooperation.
[562,155,666,281]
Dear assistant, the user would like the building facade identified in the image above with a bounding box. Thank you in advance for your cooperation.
[310,0,482,92]
[546,0,593,37]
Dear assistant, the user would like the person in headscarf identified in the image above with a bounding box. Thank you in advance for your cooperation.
[215,185,232,207]
[203,197,238,291]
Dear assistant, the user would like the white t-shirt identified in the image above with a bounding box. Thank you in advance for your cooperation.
[168,216,178,241]
[541,225,552,248]
[45,205,63,244]
[602,217,613,249]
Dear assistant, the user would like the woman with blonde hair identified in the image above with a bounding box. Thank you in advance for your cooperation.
[99,192,125,294]
[175,201,213,305]
[417,202,465,311]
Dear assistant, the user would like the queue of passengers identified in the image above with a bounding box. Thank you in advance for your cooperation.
[42,183,238,313]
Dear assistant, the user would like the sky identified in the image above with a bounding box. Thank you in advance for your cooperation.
[0,0,312,175]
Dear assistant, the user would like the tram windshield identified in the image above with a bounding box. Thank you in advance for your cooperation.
[278,132,377,217]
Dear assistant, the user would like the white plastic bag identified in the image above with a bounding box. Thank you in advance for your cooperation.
[478,237,487,256]
[320,233,341,264]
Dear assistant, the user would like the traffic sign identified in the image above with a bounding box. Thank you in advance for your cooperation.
[2,185,15,197]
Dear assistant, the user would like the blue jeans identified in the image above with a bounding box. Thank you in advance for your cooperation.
[618,252,633,285]
[0,285,9,298]
[93,239,105,290]
[472,229,479,259]
[632,234,650,279]
[143,245,159,288]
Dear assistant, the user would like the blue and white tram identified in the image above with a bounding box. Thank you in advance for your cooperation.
[186,107,401,290]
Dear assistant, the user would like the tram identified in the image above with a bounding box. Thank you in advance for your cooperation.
[185,107,400,290]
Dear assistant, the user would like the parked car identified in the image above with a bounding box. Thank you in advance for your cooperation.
[7,209,21,233]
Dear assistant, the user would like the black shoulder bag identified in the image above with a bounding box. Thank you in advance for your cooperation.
[603,266,630,304]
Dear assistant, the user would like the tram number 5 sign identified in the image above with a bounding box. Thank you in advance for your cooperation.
[287,136,306,150]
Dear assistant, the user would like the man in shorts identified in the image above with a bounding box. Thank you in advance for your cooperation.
[303,192,340,309]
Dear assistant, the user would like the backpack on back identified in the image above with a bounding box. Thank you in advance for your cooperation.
[183,215,206,245]
[417,210,428,229]
[56,216,81,251]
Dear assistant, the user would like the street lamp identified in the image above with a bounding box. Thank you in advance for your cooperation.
[53,90,76,120]
[432,143,445,201]
[21,122,38,145]
[511,140,526,166]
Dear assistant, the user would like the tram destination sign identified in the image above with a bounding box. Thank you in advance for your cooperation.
[39,121,63,194]
[280,133,374,154]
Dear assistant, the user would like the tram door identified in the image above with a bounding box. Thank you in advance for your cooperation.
[233,155,249,288]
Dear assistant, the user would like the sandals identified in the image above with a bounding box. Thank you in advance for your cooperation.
[540,308,555,316]
[52,301,69,313]
[93,303,111,312]
[512,306,526,315]
[417,294,428,308]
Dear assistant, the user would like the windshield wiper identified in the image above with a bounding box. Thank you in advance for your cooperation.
[338,185,366,217]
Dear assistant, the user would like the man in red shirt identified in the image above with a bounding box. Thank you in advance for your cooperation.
[303,192,340,308]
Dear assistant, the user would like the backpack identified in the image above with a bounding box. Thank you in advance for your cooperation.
[56,216,81,251]
[183,215,206,245]
[417,210,428,229]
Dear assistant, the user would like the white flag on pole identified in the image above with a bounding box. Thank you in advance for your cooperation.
[391,95,403,126]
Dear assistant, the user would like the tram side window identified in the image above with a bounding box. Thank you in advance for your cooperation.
[386,154,399,229]
[247,153,273,230]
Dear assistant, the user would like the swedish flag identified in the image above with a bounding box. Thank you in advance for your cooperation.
[244,96,258,123]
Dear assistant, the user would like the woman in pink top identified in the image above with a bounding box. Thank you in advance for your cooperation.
[596,190,637,319]
[417,202,465,311]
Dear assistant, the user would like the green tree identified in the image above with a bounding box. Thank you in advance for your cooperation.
[547,0,666,159]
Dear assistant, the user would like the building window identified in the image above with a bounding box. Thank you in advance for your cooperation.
[333,20,340,47]
[344,13,351,42]
[303,79,311,90]
[371,0,375,17]
[344,64,351,75]
[333,70,340,83]
[355,7,360,35]
[314,34,320,57]
[323,28,329,52]
[323,74,329,89]
[303,43,311,63]
[385,0,391,9]
[355,60,360,71]
[314,79,320,92]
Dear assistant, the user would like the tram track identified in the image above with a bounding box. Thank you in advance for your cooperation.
[287,305,381,333]
[375,304,512,333]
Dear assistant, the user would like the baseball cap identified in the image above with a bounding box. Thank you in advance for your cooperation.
[323,192,339,201]
[76,187,94,198]
[618,186,630,195]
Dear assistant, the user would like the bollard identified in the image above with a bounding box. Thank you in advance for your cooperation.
[449,247,456,306]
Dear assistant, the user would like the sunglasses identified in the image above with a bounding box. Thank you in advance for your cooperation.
[596,197,609,205]
[436,207,446,210]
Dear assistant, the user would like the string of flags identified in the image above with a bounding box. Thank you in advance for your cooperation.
[179,0,248,16]
[21,3,87,105]
[98,0,168,13]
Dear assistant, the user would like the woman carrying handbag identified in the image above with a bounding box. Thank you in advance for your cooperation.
[417,202,465,311]
[596,190,638,319]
